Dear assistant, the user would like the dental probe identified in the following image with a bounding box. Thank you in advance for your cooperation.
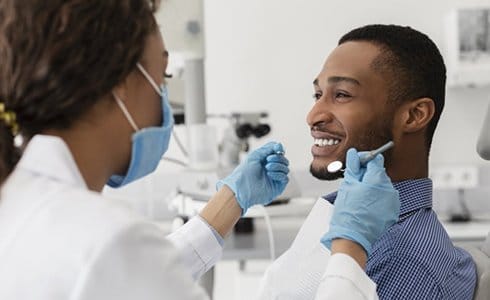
[327,140,394,173]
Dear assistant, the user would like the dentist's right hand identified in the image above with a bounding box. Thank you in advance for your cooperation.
[321,148,400,256]
[217,142,289,215]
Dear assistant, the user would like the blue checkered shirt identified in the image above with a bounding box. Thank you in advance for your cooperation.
[324,178,476,299]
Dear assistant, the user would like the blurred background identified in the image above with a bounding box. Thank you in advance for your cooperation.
[103,1,490,298]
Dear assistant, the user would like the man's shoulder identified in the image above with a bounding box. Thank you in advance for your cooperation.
[367,208,476,299]
[372,209,455,264]
[395,209,451,250]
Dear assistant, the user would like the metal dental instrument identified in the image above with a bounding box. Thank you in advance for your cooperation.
[327,140,395,173]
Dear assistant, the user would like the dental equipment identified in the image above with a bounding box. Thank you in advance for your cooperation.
[477,102,490,160]
[327,141,395,173]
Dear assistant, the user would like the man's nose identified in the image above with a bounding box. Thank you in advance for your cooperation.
[306,98,334,128]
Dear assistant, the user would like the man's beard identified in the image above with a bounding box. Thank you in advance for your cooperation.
[310,116,394,181]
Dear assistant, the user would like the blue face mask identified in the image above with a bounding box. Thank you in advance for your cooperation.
[107,63,174,188]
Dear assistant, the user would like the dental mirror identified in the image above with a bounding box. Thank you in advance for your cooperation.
[327,160,343,173]
[327,141,395,173]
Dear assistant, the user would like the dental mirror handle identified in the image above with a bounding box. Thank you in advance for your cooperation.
[326,140,394,173]
[359,141,394,165]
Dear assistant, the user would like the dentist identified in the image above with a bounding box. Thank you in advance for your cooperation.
[0,1,398,299]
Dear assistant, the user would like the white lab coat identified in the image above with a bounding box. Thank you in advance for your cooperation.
[0,135,377,300]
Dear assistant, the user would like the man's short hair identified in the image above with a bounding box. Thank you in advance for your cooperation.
[339,24,446,152]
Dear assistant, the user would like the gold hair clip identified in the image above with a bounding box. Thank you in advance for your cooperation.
[0,103,19,135]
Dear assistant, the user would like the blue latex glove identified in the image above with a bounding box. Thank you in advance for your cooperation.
[321,148,400,256]
[217,142,289,215]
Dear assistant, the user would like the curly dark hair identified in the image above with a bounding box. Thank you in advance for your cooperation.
[339,24,446,153]
[0,0,160,184]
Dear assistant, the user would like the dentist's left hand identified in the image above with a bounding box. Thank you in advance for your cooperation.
[217,142,289,215]
[321,148,400,256]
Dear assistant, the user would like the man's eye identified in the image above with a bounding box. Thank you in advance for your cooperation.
[335,92,350,98]
[312,92,322,100]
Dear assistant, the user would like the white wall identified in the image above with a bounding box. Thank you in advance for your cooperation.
[203,0,490,172]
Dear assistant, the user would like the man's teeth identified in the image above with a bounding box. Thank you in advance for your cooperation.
[314,138,340,146]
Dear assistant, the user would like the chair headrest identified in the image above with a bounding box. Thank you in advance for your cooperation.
[477,103,490,160]
[483,232,490,256]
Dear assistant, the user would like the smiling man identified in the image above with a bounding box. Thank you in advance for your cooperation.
[258,25,477,299]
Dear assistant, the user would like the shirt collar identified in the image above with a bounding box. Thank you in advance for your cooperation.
[323,178,433,218]
[17,134,88,189]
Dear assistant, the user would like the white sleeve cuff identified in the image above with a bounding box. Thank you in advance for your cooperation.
[166,216,223,280]
[322,253,377,300]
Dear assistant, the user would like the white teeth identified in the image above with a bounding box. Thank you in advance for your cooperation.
[314,138,341,147]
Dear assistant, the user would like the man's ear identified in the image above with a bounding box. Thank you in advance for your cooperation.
[396,98,435,133]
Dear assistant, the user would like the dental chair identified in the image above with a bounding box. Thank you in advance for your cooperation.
[463,233,490,299]
[466,103,490,299]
